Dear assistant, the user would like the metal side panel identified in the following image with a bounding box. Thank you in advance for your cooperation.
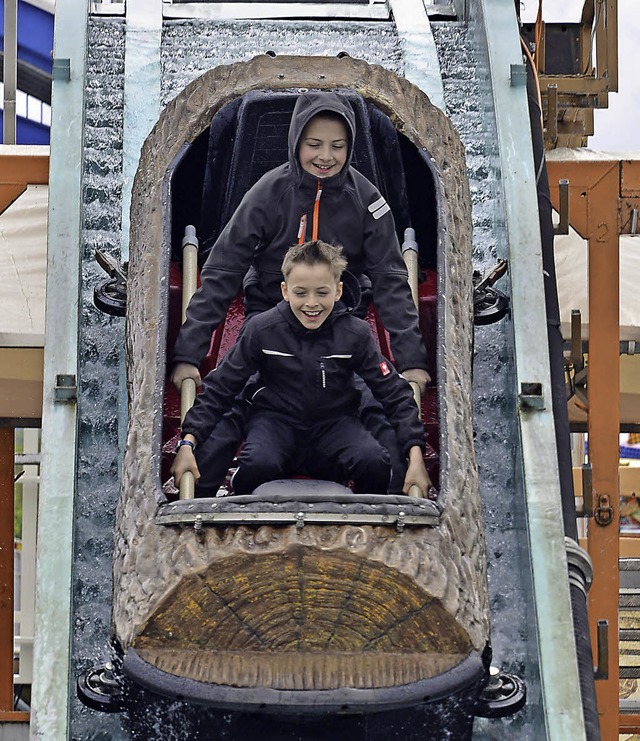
[120,0,163,261]
[473,1,586,739]
[388,0,446,111]
[30,0,87,738]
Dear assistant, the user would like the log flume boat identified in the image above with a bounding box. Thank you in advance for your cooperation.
[78,54,514,738]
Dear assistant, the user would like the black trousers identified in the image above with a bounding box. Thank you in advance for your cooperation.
[194,378,407,497]
[230,412,391,496]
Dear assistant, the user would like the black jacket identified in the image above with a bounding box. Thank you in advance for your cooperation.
[172,91,428,373]
[182,298,425,458]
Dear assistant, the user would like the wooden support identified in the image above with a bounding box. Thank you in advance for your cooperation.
[0,711,29,722]
[548,157,633,739]
[583,162,620,741]
[0,149,49,215]
[619,715,640,734]
[0,429,15,714]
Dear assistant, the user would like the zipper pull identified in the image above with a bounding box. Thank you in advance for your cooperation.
[320,361,326,389]
[297,214,307,244]
[312,181,323,241]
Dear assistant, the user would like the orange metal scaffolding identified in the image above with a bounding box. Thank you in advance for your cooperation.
[548,156,640,739]
[0,147,49,723]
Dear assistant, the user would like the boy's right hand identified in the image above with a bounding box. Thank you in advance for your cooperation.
[170,444,201,486]
[171,362,201,391]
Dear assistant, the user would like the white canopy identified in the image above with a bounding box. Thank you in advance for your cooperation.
[548,148,640,342]
[0,184,48,347]
[555,226,640,342]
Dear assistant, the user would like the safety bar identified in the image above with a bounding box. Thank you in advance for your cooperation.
[179,226,199,500]
[401,227,425,499]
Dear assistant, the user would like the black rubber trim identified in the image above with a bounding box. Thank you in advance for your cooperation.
[0,53,52,104]
[123,647,485,715]
[157,479,441,519]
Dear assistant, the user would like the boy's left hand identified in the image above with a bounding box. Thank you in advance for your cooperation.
[402,446,432,498]
[402,368,431,393]
[171,444,201,487]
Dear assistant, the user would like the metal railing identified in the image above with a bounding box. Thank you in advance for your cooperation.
[13,430,38,694]
[3,0,18,144]
[0,428,35,722]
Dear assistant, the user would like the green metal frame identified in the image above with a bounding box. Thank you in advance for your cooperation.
[30,0,87,737]
[476,0,588,738]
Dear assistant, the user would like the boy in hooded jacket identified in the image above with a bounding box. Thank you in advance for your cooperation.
[171,91,430,495]
[172,240,431,497]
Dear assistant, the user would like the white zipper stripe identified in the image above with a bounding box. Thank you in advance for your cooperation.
[248,386,266,404]
[321,354,352,359]
[262,349,294,357]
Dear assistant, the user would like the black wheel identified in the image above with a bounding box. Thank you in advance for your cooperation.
[475,668,526,718]
[474,286,509,326]
[94,278,126,317]
[77,663,127,713]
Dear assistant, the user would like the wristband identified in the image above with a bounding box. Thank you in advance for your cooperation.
[176,439,195,453]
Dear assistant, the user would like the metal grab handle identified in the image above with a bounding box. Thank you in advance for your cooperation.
[409,380,421,417]
[554,179,569,236]
[402,227,420,308]
[179,226,199,500]
[402,229,425,499]
[594,619,609,680]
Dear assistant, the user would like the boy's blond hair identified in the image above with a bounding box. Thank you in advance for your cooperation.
[281,240,347,283]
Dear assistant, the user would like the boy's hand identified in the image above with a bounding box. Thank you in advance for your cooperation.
[170,443,201,486]
[402,446,432,498]
[172,362,201,392]
[402,368,431,394]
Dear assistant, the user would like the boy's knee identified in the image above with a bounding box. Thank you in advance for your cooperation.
[239,444,288,479]
[361,440,390,467]
[232,456,287,495]
[240,452,284,478]
[348,443,390,480]
[350,454,391,495]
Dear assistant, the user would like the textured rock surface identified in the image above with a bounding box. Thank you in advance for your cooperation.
[71,17,128,738]
[111,55,488,661]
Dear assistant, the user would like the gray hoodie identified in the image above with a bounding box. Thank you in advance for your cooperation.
[172,91,428,373]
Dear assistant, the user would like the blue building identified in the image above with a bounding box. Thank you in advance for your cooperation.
[0,0,53,144]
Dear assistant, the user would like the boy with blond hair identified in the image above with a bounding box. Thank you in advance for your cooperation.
[172,241,430,497]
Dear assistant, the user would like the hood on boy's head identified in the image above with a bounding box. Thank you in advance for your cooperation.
[288,91,356,171]
[339,269,362,313]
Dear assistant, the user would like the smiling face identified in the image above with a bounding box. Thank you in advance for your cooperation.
[298,115,349,179]
[281,262,343,330]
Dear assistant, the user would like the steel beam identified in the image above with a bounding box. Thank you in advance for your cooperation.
[29,0,87,737]
[477,2,586,738]
[0,429,14,713]
[3,0,18,144]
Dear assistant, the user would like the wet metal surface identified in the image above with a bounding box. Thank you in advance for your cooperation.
[70,17,128,741]
[432,19,544,740]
